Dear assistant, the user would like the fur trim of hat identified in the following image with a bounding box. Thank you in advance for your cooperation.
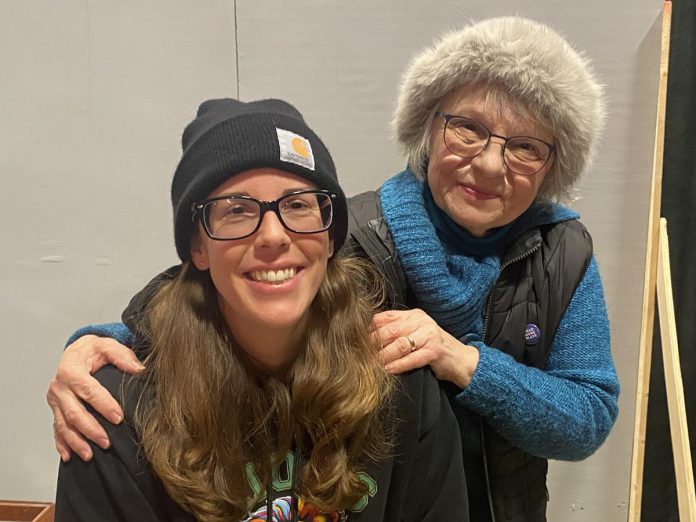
[392,16,605,202]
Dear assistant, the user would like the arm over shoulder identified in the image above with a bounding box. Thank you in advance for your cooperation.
[65,323,133,348]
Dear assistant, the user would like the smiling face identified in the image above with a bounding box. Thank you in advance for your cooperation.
[427,84,555,237]
[190,168,333,360]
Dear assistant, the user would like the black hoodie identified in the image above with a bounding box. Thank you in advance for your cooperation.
[55,270,469,522]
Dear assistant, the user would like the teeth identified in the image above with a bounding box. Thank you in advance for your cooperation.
[250,268,297,283]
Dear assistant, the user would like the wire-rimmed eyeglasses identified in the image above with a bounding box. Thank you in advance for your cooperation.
[191,190,336,240]
[435,111,556,176]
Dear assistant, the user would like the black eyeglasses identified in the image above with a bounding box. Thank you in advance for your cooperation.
[435,112,556,176]
[192,190,336,240]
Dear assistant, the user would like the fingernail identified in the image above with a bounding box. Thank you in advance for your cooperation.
[61,452,71,463]
[131,361,146,372]
[109,411,123,424]
[97,437,110,450]
[80,450,93,461]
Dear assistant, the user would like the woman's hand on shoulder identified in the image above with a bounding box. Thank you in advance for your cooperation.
[46,335,144,462]
[371,309,479,389]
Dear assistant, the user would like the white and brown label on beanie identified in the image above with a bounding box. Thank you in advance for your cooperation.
[276,128,315,171]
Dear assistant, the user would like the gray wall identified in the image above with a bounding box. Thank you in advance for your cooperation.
[0,1,662,520]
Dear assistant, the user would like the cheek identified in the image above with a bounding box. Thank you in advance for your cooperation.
[304,238,331,280]
[205,244,245,282]
[428,132,467,181]
[507,177,541,210]
[315,240,332,270]
[427,154,465,208]
[519,164,549,198]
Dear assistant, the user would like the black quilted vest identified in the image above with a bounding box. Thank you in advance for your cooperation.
[345,192,593,522]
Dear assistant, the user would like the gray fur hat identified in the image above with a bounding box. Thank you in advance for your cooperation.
[393,17,605,202]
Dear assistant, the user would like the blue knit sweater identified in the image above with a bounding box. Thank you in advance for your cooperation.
[378,169,619,461]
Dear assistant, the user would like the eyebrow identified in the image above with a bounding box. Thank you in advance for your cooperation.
[216,187,315,199]
[449,109,549,139]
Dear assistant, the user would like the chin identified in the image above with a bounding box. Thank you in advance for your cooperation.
[251,305,311,331]
[450,213,492,234]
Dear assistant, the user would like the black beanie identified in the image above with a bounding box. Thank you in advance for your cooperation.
[171,98,348,261]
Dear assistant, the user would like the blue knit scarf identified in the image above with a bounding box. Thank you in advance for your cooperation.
[379,169,500,340]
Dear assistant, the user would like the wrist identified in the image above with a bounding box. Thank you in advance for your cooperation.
[450,343,480,389]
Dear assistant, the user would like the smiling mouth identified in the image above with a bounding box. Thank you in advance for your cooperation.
[461,184,499,199]
[247,267,299,284]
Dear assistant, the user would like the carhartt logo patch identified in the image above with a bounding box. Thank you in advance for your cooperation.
[276,128,315,171]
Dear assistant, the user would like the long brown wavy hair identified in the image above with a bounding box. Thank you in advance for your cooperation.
[130,255,394,521]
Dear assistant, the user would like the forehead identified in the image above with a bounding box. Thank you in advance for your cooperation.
[439,84,553,141]
[209,168,317,198]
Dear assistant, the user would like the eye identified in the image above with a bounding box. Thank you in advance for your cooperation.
[450,120,478,131]
[227,201,256,215]
[281,194,320,214]
[461,122,481,132]
[227,204,247,215]
[210,199,258,222]
[508,138,548,161]
[448,118,487,141]
[520,141,539,153]
[285,199,312,210]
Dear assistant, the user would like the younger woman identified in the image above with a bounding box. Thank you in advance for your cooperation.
[54,98,467,522]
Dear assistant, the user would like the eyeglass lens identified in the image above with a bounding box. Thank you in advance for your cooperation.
[203,192,333,240]
[443,116,552,175]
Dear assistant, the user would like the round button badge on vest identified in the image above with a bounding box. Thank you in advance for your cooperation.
[524,323,541,345]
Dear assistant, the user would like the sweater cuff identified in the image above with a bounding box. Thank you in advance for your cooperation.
[65,323,134,348]
[454,343,507,408]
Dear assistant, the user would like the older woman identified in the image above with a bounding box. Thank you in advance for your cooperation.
[49,17,619,522]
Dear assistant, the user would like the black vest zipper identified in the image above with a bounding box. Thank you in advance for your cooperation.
[481,243,540,341]
[480,243,541,522]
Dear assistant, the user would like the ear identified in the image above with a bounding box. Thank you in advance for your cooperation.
[189,232,210,271]
[328,238,334,258]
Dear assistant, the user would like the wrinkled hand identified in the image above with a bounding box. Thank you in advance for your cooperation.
[46,335,144,462]
[372,309,479,388]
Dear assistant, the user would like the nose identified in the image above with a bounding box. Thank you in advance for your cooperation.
[255,210,291,249]
[470,137,507,178]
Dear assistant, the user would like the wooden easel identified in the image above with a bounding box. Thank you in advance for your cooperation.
[628,1,696,520]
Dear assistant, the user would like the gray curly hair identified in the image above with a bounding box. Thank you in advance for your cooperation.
[392,17,605,202]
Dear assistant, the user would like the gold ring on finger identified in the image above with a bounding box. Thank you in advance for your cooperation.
[406,335,417,352]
